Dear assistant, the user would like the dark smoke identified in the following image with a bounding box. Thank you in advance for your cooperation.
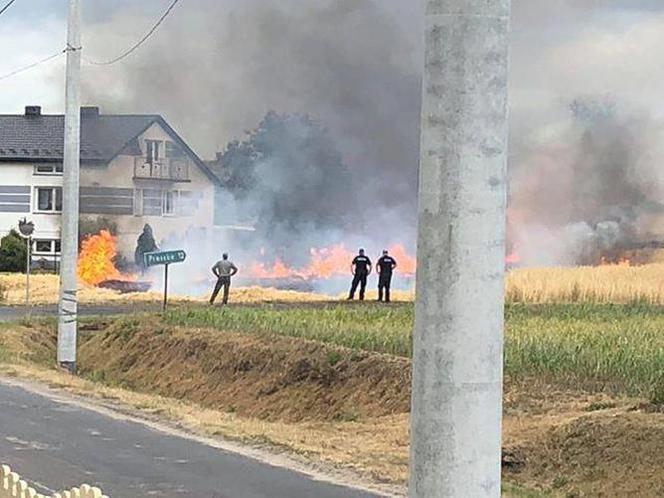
[509,98,664,265]
[82,0,421,234]
[79,0,664,269]
[209,111,358,263]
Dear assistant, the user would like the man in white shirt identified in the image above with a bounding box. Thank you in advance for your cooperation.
[210,253,239,305]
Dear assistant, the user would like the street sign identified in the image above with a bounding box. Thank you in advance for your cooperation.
[144,250,186,267]
[143,249,187,311]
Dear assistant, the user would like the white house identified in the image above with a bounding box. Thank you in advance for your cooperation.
[0,105,221,266]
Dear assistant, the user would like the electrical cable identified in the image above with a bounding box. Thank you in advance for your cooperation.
[0,49,65,82]
[85,0,182,66]
[0,0,17,18]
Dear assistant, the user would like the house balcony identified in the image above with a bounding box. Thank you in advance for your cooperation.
[134,157,190,182]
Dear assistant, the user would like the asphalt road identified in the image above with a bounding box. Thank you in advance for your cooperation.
[0,380,379,498]
[0,304,154,321]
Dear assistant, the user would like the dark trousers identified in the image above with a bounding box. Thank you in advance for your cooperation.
[349,272,368,300]
[378,273,392,302]
[210,276,231,304]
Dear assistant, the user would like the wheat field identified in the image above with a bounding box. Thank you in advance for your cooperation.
[505,263,664,305]
[0,273,327,305]
[4,263,664,305]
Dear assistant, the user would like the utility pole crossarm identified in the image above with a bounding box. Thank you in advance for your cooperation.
[57,0,82,373]
[409,1,511,497]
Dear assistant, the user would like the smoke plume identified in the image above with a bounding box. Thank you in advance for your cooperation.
[509,98,664,265]
[77,0,664,273]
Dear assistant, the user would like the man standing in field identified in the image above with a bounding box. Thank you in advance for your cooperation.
[376,249,398,302]
[347,248,372,301]
[210,253,238,305]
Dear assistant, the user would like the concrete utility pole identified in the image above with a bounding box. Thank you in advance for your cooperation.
[57,0,82,373]
[409,1,511,497]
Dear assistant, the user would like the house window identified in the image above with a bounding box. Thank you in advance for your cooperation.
[146,140,162,165]
[134,189,193,217]
[33,239,61,254]
[163,190,175,215]
[133,189,144,216]
[35,187,62,212]
[35,163,63,175]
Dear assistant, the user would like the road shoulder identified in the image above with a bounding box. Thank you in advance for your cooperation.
[0,367,402,497]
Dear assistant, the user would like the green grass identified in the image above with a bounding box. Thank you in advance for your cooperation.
[505,304,664,400]
[502,482,551,497]
[165,304,414,356]
[165,303,664,400]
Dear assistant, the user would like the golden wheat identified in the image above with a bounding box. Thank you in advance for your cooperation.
[506,263,664,304]
[0,273,327,305]
[5,263,664,306]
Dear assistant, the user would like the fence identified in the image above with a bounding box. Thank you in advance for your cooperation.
[0,466,108,498]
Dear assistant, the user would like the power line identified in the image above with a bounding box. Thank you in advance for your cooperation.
[0,0,17,17]
[85,0,182,66]
[0,49,65,82]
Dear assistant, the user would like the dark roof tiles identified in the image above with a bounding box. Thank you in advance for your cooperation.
[0,113,158,162]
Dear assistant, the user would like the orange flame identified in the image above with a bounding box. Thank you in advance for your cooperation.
[388,244,417,275]
[246,244,418,280]
[506,251,521,265]
[77,230,133,286]
[600,255,632,267]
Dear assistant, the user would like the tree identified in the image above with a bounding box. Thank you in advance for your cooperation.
[219,111,357,235]
[0,230,27,273]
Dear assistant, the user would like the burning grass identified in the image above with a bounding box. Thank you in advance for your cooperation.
[77,230,128,286]
[9,261,664,307]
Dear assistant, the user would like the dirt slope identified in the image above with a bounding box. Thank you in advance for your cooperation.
[4,318,664,495]
[78,318,411,422]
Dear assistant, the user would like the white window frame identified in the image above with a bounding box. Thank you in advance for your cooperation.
[162,189,177,216]
[33,239,61,255]
[34,186,63,213]
[145,139,164,164]
[34,163,63,175]
[133,188,144,216]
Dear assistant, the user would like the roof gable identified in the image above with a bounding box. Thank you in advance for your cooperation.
[0,110,221,186]
[0,113,158,162]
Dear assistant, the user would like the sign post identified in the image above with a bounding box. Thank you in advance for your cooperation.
[17,218,35,319]
[144,250,186,311]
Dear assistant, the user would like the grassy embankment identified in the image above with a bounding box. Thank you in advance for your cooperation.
[166,302,664,402]
[2,302,664,495]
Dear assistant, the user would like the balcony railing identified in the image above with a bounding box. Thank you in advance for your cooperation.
[134,158,190,181]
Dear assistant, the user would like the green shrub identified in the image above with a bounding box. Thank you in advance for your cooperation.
[0,229,27,272]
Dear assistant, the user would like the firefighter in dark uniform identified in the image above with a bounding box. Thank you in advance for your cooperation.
[376,249,397,302]
[347,248,372,301]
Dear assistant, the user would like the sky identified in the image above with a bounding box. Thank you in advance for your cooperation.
[1,0,663,138]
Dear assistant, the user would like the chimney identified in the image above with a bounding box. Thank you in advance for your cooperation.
[80,106,100,118]
[24,106,41,117]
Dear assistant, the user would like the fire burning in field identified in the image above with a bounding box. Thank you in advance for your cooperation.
[77,230,124,285]
[247,244,417,280]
